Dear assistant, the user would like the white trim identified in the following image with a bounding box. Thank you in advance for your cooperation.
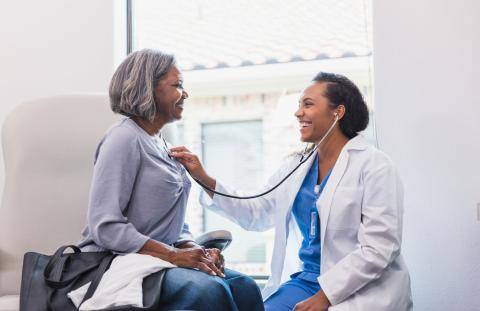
[183,56,372,97]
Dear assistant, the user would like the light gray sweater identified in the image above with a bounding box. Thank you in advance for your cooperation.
[78,118,193,253]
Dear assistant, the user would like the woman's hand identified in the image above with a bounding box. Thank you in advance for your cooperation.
[139,239,224,277]
[293,290,331,311]
[206,248,225,273]
[174,242,224,274]
[169,247,226,277]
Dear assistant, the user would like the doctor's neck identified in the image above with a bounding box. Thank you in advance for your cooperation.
[315,129,349,163]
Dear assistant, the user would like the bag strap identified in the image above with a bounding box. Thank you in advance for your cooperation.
[78,254,116,309]
[44,245,81,288]
[45,261,101,289]
[44,245,116,310]
[45,245,82,310]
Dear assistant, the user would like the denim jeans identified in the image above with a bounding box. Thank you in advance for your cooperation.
[158,267,265,311]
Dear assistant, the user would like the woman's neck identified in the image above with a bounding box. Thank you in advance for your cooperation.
[316,130,349,164]
[132,116,167,136]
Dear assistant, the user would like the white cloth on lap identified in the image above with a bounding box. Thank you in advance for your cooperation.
[68,253,176,310]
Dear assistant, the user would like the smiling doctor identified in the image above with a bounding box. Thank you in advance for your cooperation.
[171,72,413,311]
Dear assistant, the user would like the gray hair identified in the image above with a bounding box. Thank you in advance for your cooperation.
[109,49,176,122]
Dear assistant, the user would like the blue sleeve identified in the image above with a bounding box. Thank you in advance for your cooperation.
[86,126,149,253]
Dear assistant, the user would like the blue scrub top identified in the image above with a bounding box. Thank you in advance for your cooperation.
[291,154,331,283]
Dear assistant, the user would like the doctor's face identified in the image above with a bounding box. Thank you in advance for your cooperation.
[295,82,338,143]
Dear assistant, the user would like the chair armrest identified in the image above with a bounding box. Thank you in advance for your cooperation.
[194,230,232,252]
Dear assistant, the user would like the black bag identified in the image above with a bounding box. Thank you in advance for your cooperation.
[19,245,166,311]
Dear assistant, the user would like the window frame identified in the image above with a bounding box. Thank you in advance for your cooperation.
[126,0,133,55]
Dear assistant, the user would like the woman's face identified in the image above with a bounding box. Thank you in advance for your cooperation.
[154,65,188,122]
[295,82,340,143]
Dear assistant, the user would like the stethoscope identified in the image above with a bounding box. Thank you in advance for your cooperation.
[165,114,339,200]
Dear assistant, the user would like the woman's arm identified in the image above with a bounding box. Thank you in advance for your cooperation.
[87,128,149,253]
[318,163,404,305]
[174,223,196,247]
[88,129,223,276]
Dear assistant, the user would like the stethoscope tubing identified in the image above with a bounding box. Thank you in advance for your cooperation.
[188,115,339,200]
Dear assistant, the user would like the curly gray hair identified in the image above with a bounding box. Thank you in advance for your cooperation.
[109,49,176,122]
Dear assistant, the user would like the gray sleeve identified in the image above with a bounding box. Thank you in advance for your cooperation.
[86,127,149,253]
[174,222,195,246]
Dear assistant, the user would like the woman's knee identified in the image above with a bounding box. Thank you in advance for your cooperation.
[162,268,236,309]
[225,270,261,294]
[223,270,264,311]
[186,271,235,304]
[193,276,239,310]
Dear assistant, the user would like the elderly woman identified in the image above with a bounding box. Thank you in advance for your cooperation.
[171,73,412,311]
[78,49,264,311]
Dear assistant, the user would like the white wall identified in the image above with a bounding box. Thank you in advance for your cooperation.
[373,0,480,310]
[0,0,117,195]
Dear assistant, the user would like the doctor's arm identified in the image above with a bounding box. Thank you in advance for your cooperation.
[318,164,404,306]
[170,146,279,231]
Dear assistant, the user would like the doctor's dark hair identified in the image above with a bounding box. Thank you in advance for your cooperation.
[109,49,176,122]
[312,72,369,138]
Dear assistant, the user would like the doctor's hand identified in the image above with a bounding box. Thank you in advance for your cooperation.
[293,290,331,311]
[170,146,217,197]
[169,146,206,180]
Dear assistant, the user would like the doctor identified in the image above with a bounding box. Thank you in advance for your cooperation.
[171,72,412,311]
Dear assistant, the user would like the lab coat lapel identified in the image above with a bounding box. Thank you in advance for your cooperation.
[268,155,315,290]
[319,147,350,248]
[282,153,317,239]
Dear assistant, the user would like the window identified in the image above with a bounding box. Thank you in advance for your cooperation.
[202,121,267,274]
[130,0,374,276]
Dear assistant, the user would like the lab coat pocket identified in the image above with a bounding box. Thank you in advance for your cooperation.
[328,186,363,229]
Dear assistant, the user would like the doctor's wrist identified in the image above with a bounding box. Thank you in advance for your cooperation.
[317,290,331,307]
[196,174,216,191]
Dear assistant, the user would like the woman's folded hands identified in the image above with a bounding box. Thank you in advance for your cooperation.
[139,239,225,277]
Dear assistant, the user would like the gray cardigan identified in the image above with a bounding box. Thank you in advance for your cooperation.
[78,118,193,253]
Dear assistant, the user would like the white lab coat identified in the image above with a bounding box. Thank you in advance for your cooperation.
[200,135,413,311]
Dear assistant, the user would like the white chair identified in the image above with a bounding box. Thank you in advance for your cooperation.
[0,95,232,310]
[0,94,120,310]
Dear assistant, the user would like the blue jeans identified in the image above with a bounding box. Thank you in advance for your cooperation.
[264,277,320,311]
[158,268,264,311]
